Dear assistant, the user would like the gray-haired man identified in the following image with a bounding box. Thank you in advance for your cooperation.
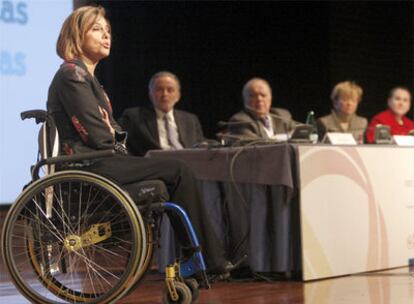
[228,77,294,139]
[119,71,205,156]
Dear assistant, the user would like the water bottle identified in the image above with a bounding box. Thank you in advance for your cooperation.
[306,111,318,144]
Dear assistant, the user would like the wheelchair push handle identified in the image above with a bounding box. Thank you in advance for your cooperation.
[21,109,47,124]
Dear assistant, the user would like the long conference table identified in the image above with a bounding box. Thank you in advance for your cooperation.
[147,143,414,281]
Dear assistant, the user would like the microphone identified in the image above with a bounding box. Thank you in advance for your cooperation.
[217,120,253,128]
[244,105,316,142]
[217,131,258,146]
[216,132,247,140]
[192,139,222,148]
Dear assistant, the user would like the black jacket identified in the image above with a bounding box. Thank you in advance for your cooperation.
[47,59,121,155]
[119,106,204,156]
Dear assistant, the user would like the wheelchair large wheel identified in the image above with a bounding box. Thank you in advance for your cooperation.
[1,170,148,304]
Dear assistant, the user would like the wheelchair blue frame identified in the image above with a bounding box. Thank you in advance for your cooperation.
[154,202,210,288]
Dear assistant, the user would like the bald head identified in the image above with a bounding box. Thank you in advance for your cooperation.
[242,78,273,118]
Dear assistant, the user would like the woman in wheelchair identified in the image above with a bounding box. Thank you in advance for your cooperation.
[2,5,235,304]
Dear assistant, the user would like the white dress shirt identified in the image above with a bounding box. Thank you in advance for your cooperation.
[155,108,180,150]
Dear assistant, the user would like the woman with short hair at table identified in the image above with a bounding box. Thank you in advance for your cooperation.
[366,87,414,143]
[47,5,232,275]
[317,81,368,143]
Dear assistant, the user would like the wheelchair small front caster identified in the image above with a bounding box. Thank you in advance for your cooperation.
[184,278,200,302]
[162,281,192,304]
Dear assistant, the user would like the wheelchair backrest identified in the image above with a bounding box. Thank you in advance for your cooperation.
[38,119,60,175]
[21,109,60,176]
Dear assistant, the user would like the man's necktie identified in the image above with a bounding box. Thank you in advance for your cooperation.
[261,116,272,132]
[164,114,183,150]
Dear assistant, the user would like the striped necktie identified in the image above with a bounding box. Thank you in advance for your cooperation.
[164,114,183,150]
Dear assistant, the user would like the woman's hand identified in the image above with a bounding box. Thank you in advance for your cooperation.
[99,106,115,137]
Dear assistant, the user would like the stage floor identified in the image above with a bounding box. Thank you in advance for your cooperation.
[1,209,413,304]
[1,259,412,303]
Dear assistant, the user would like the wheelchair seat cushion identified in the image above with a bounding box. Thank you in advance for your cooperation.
[123,180,170,205]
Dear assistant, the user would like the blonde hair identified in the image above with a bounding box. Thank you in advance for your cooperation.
[331,81,363,104]
[56,6,109,60]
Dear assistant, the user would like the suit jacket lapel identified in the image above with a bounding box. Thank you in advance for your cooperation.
[331,111,347,132]
[271,116,280,134]
[90,78,110,110]
[75,60,109,112]
[144,107,161,148]
[173,110,187,147]
[245,110,267,138]
[258,121,269,138]
[332,112,357,132]
[348,115,359,131]
[335,118,346,132]
[271,116,288,135]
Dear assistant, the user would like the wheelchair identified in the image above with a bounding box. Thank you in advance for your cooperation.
[1,110,210,304]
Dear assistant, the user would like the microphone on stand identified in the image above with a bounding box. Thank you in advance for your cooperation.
[244,106,314,143]
[216,121,253,146]
[217,120,253,128]
[243,105,291,140]
[216,132,246,140]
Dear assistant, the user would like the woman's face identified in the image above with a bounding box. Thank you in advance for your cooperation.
[334,96,359,116]
[388,88,411,117]
[82,17,111,62]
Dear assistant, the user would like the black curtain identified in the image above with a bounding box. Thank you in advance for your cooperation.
[328,1,414,119]
[92,1,413,138]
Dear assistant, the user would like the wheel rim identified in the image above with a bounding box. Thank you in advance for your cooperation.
[163,282,193,304]
[1,171,147,304]
[184,278,200,302]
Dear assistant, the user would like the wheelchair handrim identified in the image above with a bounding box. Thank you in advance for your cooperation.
[1,170,148,304]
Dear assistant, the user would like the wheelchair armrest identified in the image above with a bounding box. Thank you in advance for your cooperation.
[32,149,116,181]
[21,109,47,124]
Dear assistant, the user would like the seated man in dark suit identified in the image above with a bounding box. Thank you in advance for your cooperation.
[119,71,205,156]
[227,77,294,139]
[317,80,367,143]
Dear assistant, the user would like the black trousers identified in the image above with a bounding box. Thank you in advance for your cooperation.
[83,155,226,271]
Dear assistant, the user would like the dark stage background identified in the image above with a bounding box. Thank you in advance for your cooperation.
[83,1,413,139]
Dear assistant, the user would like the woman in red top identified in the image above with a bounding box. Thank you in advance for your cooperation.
[366,87,414,143]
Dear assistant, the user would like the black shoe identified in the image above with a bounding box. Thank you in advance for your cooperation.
[224,254,248,272]
[207,261,232,275]
[216,261,234,281]
[223,261,236,273]
[209,255,248,282]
